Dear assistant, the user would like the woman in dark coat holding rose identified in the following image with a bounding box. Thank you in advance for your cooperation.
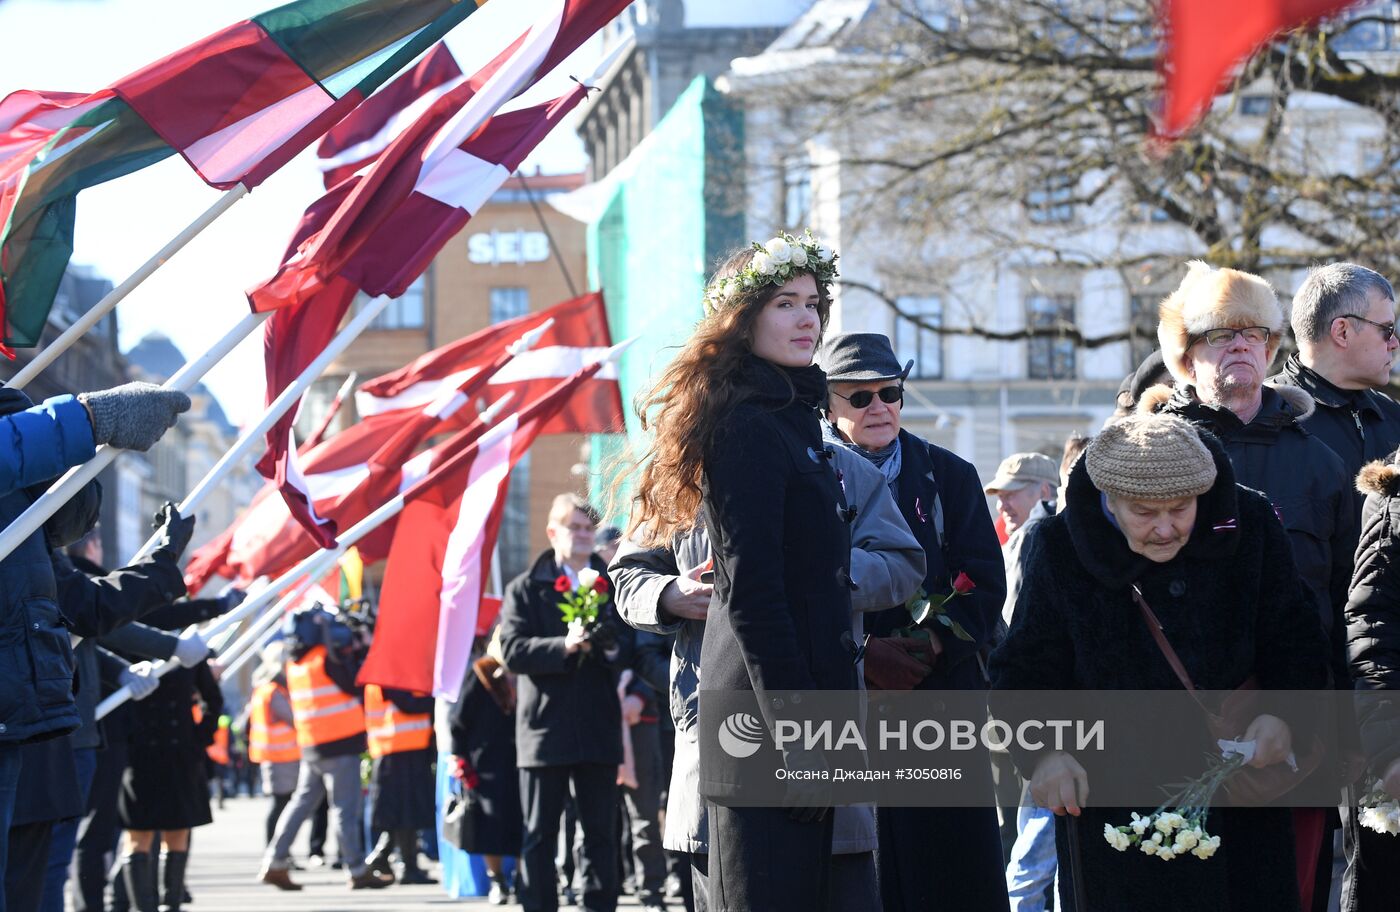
[990,413,1330,911]
[626,232,857,911]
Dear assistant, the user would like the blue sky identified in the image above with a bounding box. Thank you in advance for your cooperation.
[0,0,595,425]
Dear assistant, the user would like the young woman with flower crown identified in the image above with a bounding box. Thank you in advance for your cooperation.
[627,232,855,911]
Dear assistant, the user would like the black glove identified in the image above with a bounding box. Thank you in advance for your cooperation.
[78,382,190,451]
[219,587,248,615]
[583,617,619,654]
[151,502,196,560]
[780,745,831,824]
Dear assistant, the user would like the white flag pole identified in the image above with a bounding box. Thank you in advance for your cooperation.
[213,575,317,671]
[0,308,267,565]
[7,186,250,390]
[218,614,287,679]
[95,390,524,720]
[123,293,395,566]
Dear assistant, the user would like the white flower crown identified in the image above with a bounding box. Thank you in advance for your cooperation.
[702,230,839,316]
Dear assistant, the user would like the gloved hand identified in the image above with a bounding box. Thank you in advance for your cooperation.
[172,627,211,668]
[119,662,161,701]
[451,755,481,790]
[220,586,248,612]
[780,745,831,824]
[151,502,196,560]
[78,382,191,451]
[862,636,934,691]
[583,617,620,655]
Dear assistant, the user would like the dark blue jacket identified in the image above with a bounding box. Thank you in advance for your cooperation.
[0,390,96,744]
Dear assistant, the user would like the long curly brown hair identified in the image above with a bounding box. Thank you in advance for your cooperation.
[624,247,832,546]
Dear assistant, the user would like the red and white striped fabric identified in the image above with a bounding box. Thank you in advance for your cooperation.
[357,292,622,435]
[359,354,614,697]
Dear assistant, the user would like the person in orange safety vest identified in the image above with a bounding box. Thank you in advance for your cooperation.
[247,644,301,847]
[362,684,437,885]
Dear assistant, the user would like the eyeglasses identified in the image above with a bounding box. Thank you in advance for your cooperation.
[829,385,903,409]
[1340,314,1398,342]
[1191,326,1271,348]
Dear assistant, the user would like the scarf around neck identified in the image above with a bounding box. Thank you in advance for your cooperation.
[822,418,903,488]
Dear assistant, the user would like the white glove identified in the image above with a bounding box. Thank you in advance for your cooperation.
[172,628,210,668]
[119,662,160,701]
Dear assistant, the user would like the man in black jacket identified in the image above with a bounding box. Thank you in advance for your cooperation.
[499,494,631,912]
[1270,262,1400,513]
[819,333,1009,912]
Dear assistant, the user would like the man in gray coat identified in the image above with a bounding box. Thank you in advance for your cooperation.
[611,446,924,910]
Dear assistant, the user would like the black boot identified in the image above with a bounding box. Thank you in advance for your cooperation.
[120,853,159,912]
[394,830,435,885]
[364,832,397,882]
[160,851,189,912]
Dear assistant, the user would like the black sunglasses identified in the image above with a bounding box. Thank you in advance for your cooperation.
[1340,313,1398,342]
[830,385,903,409]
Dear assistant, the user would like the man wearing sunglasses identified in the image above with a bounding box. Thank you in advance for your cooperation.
[1270,263,1400,501]
[818,332,1010,912]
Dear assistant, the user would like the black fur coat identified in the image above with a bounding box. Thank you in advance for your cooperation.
[990,430,1330,911]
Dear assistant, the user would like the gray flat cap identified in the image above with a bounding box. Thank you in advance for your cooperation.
[818,333,913,383]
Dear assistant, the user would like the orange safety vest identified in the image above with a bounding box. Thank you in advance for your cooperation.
[286,645,366,748]
[363,684,433,759]
[248,681,301,764]
[191,704,230,765]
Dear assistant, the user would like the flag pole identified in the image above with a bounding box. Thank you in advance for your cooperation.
[6,186,250,389]
[123,293,395,566]
[214,574,317,670]
[218,613,286,679]
[0,308,267,564]
[95,392,522,720]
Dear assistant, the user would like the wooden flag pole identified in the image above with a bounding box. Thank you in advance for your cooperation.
[7,186,250,390]
[0,308,267,565]
[123,292,395,567]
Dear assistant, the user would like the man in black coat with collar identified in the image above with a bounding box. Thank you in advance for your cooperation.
[499,493,632,912]
[819,333,1010,912]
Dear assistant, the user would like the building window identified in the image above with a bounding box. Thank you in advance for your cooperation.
[783,155,812,229]
[1026,294,1076,379]
[1129,295,1161,366]
[893,296,944,380]
[497,451,531,583]
[489,287,530,324]
[1026,174,1074,224]
[1239,94,1272,116]
[1330,1,1400,50]
[357,275,427,329]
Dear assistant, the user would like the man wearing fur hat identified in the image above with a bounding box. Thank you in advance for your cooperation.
[1143,260,1357,911]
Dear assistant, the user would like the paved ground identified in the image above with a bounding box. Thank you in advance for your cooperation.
[183,796,654,911]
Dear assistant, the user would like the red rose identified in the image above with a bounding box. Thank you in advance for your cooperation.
[951,571,975,595]
[554,575,571,593]
[593,577,609,594]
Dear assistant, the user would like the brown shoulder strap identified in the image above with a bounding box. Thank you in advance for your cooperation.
[1131,585,1199,693]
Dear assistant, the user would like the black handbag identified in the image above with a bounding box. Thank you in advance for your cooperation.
[441,781,479,851]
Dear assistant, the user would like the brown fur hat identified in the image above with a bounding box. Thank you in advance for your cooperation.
[1157,261,1284,384]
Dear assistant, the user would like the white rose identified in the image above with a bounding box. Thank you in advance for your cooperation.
[764,237,793,264]
[790,245,809,268]
[816,243,835,263]
[752,251,777,275]
[577,568,600,590]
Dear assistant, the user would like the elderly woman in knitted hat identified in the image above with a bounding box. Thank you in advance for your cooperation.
[990,413,1330,911]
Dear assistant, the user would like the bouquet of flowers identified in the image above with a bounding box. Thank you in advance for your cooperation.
[1358,784,1400,836]
[555,567,610,635]
[1102,751,1244,860]
[892,571,976,643]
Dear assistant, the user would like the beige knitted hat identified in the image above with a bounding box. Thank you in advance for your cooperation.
[1085,414,1217,501]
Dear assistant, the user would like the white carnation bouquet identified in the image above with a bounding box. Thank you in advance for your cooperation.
[1358,785,1400,836]
[1102,751,1245,861]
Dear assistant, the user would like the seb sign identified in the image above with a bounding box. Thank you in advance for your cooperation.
[468,229,550,266]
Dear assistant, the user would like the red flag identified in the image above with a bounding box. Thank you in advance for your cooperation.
[359,354,615,697]
[1158,0,1358,137]
[357,292,622,435]
[249,22,602,545]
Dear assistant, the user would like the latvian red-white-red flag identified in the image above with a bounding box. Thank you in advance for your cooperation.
[357,291,622,435]
[358,346,622,698]
[248,0,632,547]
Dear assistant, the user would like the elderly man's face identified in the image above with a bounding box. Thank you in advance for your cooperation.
[1345,289,1399,388]
[993,483,1051,536]
[1187,328,1269,407]
[546,508,596,563]
[827,380,903,450]
[1106,494,1197,563]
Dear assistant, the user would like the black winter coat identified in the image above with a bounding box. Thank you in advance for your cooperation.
[120,662,222,830]
[862,429,1007,679]
[1347,459,1400,779]
[698,357,858,798]
[498,550,632,768]
[448,658,522,855]
[1151,383,1356,689]
[991,430,1331,911]
[1270,354,1400,515]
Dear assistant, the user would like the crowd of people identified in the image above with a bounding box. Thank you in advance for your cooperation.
[4,238,1400,912]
